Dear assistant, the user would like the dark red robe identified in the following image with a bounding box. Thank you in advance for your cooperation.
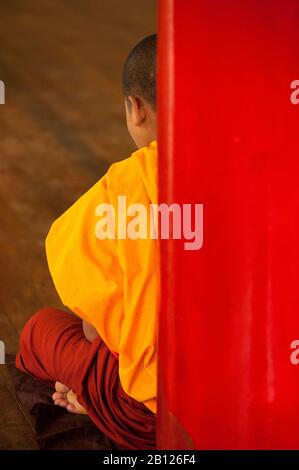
[16,308,156,450]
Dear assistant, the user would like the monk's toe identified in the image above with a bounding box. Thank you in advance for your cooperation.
[55,381,70,393]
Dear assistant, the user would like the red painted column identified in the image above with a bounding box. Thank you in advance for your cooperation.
[158,0,299,449]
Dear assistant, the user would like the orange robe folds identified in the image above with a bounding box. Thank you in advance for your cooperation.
[45,141,159,413]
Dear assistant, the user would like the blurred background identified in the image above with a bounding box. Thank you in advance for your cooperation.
[0,0,156,449]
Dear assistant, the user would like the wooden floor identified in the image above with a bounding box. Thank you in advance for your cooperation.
[0,0,156,449]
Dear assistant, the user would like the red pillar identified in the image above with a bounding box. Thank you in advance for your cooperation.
[158,0,299,449]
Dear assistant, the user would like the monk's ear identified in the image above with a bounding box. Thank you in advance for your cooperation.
[127,96,146,127]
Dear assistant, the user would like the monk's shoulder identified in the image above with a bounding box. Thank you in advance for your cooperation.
[106,141,158,194]
[106,153,139,184]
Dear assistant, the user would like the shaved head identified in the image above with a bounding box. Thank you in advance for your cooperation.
[122,34,157,110]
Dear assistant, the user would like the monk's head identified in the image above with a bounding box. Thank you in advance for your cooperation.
[122,34,157,148]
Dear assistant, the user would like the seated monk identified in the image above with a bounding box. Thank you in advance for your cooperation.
[16,34,158,450]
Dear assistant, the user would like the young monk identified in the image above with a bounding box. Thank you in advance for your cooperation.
[16,34,158,450]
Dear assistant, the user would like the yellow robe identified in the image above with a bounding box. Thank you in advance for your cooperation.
[46,141,158,413]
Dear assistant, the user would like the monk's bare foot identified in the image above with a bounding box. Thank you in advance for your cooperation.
[52,382,70,407]
[52,381,87,415]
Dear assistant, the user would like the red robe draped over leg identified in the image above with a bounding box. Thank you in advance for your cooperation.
[16,308,156,450]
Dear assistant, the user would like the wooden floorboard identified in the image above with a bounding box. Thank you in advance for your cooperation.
[0,0,156,449]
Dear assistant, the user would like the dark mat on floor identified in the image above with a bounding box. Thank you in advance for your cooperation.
[6,355,118,450]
